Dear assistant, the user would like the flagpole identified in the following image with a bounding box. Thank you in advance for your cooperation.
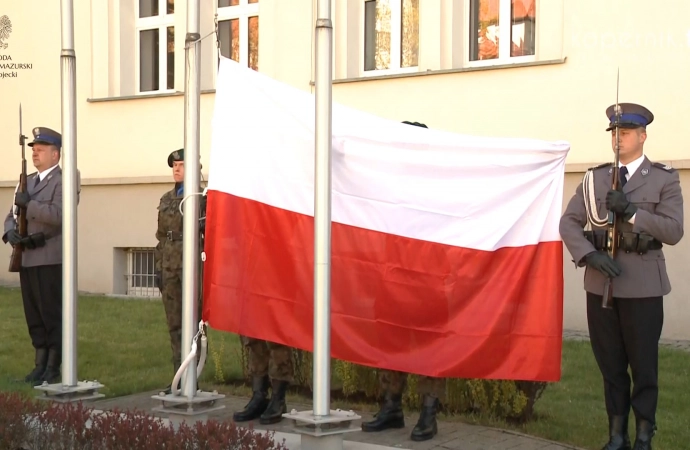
[60,0,79,390]
[180,0,201,400]
[283,0,360,446]
[312,0,333,418]
[35,0,105,402]
[151,0,224,419]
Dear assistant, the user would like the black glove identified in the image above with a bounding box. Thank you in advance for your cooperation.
[155,271,163,292]
[5,229,22,246]
[584,251,622,278]
[14,192,31,208]
[606,189,637,221]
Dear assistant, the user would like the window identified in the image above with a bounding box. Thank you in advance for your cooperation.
[126,248,160,297]
[363,0,419,75]
[468,0,536,65]
[217,0,259,71]
[136,0,175,93]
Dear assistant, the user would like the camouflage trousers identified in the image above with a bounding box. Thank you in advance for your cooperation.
[379,369,446,399]
[241,336,294,383]
[161,268,203,367]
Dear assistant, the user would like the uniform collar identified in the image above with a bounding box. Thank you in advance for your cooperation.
[619,153,645,177]
[37,164,59,181]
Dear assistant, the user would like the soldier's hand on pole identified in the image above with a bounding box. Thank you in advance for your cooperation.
[584,251,622,278]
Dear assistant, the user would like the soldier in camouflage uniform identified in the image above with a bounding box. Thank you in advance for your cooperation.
[361,120,446,442]
[233,337,294,424]
[154,148,205,394]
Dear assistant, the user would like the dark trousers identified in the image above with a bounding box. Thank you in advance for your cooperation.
[19,264,63,352]
[586,292,663,425]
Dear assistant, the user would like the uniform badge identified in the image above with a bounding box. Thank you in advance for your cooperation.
[173,151,180,160]
[608,168,613,174]
[641,168,649,176]
[33,127,39,136]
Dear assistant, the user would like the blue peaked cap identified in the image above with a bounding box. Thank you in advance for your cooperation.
[606,103,654,131]
[29,127,62,149]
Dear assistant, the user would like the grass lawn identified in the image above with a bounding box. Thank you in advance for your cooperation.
[1,286,688,450]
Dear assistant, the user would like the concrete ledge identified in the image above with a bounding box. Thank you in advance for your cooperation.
[0,175,209,188]
[0,160,687,188]
[316,58,568,85]
[565,158,690,173]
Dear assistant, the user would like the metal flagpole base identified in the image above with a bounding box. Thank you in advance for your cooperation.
[151,390,226,424]
[34,380,105,403]
[283,409,361,450]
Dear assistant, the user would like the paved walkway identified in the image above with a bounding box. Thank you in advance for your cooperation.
[92,390,583,450]
[87,331,690,450]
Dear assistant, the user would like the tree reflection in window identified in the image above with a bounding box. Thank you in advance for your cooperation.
[364,0,418,71]
[469,0,535,61]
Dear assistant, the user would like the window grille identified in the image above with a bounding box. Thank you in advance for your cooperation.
[125,247,160,297]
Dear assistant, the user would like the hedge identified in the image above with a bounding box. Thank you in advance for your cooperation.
[224,345,549,422]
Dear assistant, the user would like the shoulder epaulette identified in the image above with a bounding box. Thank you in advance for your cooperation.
[589,162,612,171]
[652,162,675,173]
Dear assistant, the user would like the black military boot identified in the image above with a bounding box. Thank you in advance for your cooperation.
[601,415,631,450]
[361,392,405,432]
[410,394,439,441]
[233,375,270,422]
[39,348,61,384]
[24,348,48,384]
[259,379,289,425]
[632,419,655,450]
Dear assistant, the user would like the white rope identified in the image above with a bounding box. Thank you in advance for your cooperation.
[178,190,207,216]
[582,170,608,229]
[170,319,209,397]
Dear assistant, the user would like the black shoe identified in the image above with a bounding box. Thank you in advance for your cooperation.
[24,348,48,384]
[410,394,439,441]
[259,379,289,425]
[601,415,631,450]
[361,392,405,432]
[632,419,655,450]
[233,375,270,422]
[39,348,61,385]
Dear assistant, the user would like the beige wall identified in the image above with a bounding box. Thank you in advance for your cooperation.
[0,1,688,337]
[0,183,172,295]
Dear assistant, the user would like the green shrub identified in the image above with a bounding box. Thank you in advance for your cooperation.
[235,346,549,422]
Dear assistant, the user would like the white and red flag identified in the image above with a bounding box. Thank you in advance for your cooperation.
[202,56,570,382]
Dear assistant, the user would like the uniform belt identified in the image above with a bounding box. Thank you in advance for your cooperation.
[584,230,663,254]
[166,231,183,241]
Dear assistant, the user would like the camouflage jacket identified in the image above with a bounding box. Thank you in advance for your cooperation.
[154,183,207,273]
[155,184,184,272]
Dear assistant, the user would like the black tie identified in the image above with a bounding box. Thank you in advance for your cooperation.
[619,166,628,187]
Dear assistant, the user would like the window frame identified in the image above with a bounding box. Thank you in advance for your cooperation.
[215,0,260,70]
[464,0,537,68]
[135,0,176,95]
[125,247,160,298]
[359,0,419,77]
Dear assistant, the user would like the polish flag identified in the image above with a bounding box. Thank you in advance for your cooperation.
[202,57,569,382]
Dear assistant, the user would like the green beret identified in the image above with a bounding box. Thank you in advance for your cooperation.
[168,148,184,167]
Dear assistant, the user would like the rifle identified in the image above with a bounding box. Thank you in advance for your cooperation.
[9,104,28,273]
[601,70,622,309]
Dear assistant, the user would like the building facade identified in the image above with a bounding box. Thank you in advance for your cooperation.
[0,0,689,338]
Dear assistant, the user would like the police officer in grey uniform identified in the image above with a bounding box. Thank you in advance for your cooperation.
[2,127,81,385]
[559,103,683,450]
